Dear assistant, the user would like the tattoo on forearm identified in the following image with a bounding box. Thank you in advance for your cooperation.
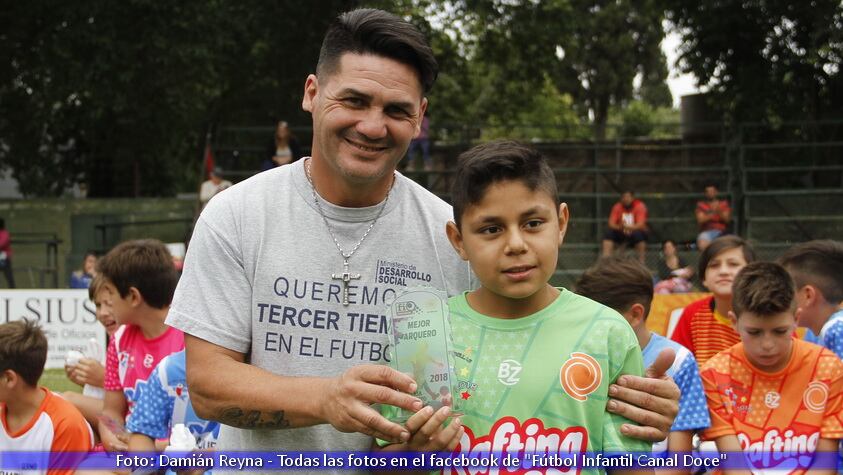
[218,407,291,429]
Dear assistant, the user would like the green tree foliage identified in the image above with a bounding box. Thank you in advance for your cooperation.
[0,0,349,197]
[666,1,843,125]
[444,0,668,139]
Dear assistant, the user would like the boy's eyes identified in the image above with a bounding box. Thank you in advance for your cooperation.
[479,225,501,234]
[525,219,544,229]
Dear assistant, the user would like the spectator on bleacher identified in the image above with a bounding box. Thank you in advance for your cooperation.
[262,120,303,171]
[695,184,731,251]
[69,251,98,289]
[199,167,232,212]
[671,235,756,365]
[602,190,648,263]
[405,115,431,171]
[654,239,694,294]
[0,218,13,288]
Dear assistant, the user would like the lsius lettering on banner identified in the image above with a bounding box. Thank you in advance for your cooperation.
[263,332,390,362]
[1,296,97,324]
[0,290,105,369]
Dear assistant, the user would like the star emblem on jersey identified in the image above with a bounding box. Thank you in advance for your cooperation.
[461,391,472,400]
[803,381,829,413]
[559,352,602,401]
[764,391,780,409]
[460,367,469,377]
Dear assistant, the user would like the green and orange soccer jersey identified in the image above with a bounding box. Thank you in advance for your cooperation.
[446,290,651,472]
[701,339,843,474]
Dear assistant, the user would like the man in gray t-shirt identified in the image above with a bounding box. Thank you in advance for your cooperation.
[166,8,680,470]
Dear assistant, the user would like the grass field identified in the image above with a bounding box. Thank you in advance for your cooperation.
[42,368,82,394]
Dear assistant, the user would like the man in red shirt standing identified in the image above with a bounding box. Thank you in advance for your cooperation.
[695,184,731,251]
[602,190,649,263]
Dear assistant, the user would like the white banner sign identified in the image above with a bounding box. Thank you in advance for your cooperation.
[0,289,105,369]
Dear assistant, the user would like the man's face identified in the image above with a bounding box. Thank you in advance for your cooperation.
[704,186,718,200]
[620,192,634,207]
[702,246,748,298]
[94,288,119,337]
[303,53,427,189]
[448,180,567,315]
[734,310,796,373]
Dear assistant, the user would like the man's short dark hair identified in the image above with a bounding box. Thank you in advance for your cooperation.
[732,262,795,318]
[575,256,654,318]
[97,239,178,309]
[779,240,843,305]
[0,320,48,387]
[698,235,756,278]
[317,9,438,93]
[450,140,558,229]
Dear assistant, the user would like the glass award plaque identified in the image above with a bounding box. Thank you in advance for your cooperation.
[386,287,461,422]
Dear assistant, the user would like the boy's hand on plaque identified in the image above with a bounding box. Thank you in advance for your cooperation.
[323,364,423,444]
[404,405,463,451]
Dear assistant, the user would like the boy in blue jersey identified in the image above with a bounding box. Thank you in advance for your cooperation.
[576,256,709,470]
[780,240,843,357]
[126,350,220,455]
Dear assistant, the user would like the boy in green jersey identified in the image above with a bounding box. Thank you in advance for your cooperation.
[438,141,651,474]
[378,141,657,474]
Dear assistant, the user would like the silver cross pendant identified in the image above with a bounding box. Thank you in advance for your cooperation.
[332,258,361,306]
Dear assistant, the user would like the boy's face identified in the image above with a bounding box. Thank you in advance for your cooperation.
[102,280,135,326]
[731,310,796,373]
[94,288,119,336]
[703,246,747,298]
[447,180,568,312]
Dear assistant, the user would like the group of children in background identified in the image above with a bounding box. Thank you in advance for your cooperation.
[1,140,843,474]
[0,240,218,474]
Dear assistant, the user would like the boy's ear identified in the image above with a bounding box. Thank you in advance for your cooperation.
[801,285,819,307]
[1,369,17,388]
[728,310,738,327]
[128,287,143,307]
[628,303,647,327]
[557,203,569,247]
[445,221,469,261]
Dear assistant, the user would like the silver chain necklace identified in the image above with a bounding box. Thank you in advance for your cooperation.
[305,159,394,306]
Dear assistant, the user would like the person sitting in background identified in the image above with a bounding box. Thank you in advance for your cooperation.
[127,350,220,463]
[0,320,93,473]
[700,262,843,474]
[199,167,232,211]
[671,235,756,365]
[405,115,431,171]
[576,257,709,467]
[602,190,649,263]
[0,218,14,289]
[63,274,120,429]
[654,239,694,294]
[262,120,302,170]
[695,184,731,251]
[69,251,98,289]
